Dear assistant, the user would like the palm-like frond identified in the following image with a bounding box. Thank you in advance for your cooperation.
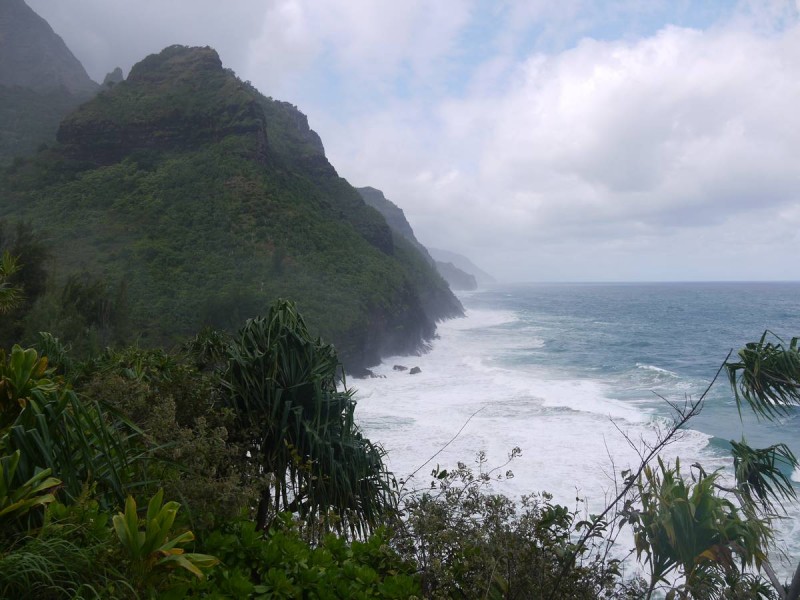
[0,345,140,507]
[0,251,22,314]
[726,331,800,421]
[633,458,772,596]
[224,299,397,536]
[731,439,797,514]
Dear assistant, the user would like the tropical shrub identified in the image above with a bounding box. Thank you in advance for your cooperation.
[223,299,396,536]
[397,455,643,599]
[112,489,219,594]
[626,457,773,599]
[0,345,138,507]
[193,516,420,599]
[78,346,248,530]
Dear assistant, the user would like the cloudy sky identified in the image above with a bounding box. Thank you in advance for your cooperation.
[28,0,800,282]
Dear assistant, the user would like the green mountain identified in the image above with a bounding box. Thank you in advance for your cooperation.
[357,186,478,291]
[0,45,462,371]
[0,0,99,165]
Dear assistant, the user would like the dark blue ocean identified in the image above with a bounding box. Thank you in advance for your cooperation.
[355,282,800,573]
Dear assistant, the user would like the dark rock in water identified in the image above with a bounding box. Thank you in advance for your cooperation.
[409,367,421,375]
[393,365,408,371]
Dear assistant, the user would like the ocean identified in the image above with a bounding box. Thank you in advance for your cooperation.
[353,282,800,578]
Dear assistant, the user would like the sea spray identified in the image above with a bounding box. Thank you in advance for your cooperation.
[354,282,800,580]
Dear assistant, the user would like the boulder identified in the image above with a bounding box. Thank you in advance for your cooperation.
[409,366,421,375]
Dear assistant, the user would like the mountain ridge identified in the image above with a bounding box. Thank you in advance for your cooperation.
[0,45,462,372]
[0,0,98,165]
[357,187,482,291]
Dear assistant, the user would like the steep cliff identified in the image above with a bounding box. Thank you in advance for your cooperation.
[356,186,480,292]
[0,46,462,372]
[0,0,97,164]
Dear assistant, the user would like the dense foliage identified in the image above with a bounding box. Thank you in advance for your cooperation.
[2,288,800,598]
[0,45,461,372]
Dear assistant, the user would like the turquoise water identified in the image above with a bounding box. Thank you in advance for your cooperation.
[469,282,800,461]
[355,281,800,576]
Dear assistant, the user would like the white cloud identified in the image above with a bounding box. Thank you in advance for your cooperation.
[318,13,800,281]
[23,0,800,280]
[245,0,472,105]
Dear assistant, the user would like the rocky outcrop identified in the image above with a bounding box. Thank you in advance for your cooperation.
[357,187,435,265]
[58,46,268,166]
[102,67,124,88]
[0,45,462,375]
[429,247,495,286]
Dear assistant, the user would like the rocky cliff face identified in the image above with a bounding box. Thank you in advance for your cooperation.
[357,186,435,264]
[1,45,462,373]
[0,0,97,94]
[0,0,97,165]
[58,46,268,166]
[429,247,495,286]
[356,186,481,292]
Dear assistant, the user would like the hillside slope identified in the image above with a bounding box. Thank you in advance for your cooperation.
[0,0,98,165]
[0,45,462,371]
[357,186,478,291]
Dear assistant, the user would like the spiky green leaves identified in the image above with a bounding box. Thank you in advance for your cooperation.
[731,440,797,514]
[112,488,219,582]
[631,458,772,598]
[0,450,59,525]
[726,331,800,421]
[0,251,21,315]
[224,299,397,536]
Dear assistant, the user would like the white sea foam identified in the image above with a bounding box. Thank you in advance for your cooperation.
[353,303,800,580]
[636,363,679,377]
[355,307,718,511]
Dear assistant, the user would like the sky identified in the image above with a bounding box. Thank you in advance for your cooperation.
[27,0,800,282]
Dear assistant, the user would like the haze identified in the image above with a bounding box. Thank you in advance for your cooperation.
[28,0,800,282]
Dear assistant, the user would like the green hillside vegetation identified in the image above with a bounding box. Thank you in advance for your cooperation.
[2,299,798,597]
[356,187,478,291]
[0,45,461,371]
[0,86,93,166]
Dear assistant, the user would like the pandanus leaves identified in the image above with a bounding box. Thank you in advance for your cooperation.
[0,251,21,314]
[730,439,797,514]
[224,299,396,536]
[632,458,771,598]
[0,345,139,507]
[726,331,800,421]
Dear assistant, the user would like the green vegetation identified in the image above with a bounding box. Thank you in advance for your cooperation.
[0,300,420,598]
[0,46,460,372]
[3,41,799,600]
[2,284,800,597]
